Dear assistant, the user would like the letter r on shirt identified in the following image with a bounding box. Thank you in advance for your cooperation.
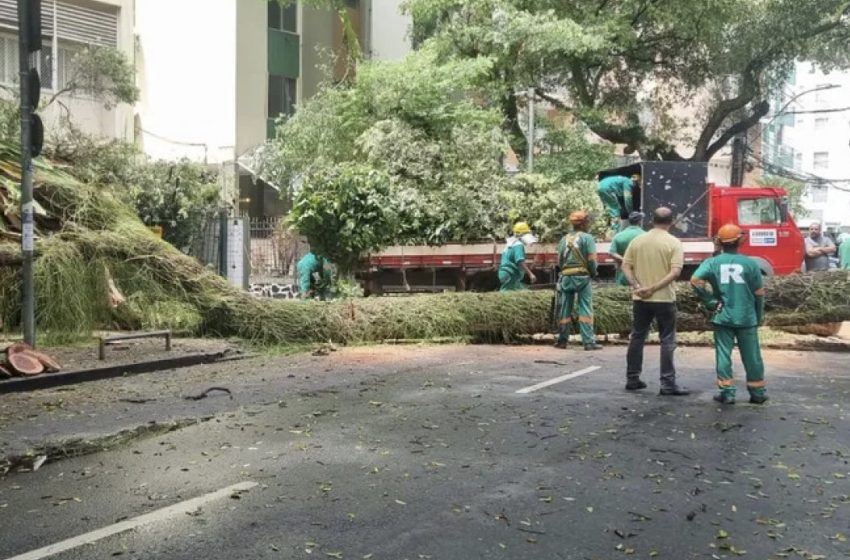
[720,264,745,284]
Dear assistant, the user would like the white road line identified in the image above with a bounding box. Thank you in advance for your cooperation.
[516,366,601,394]
[4,481,258,560]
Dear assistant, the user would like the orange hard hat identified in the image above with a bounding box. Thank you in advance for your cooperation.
[716,223,744,243]
[569,210,589,225]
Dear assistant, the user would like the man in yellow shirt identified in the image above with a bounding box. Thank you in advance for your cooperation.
[622,207,689,396]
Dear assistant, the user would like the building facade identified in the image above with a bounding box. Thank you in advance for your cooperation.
[135,0,413,218]
[761,62,850,233]
[0,0,135,140]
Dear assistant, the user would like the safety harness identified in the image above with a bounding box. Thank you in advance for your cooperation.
[560,234,590,276]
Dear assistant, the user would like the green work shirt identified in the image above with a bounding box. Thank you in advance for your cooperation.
[840,240,850,270]
[610,225,645,286]
[499,241,526,277]
[557,231,597,277]
[691,252,765,328]
[598,176,634,207]
[297,252,330,296]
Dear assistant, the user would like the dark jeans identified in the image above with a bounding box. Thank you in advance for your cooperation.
[626,301,678,387]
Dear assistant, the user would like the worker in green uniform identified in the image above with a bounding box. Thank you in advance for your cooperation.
[839,232,850,270]
[555,211,602,351]
[597,174,640,234]
[609,212,646,286]
[498,222,538,291]
[690,224,768,405]
[297,251,334,300]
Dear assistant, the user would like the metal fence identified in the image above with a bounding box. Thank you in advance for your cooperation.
[186,210,226,274]
[248,216,306,283]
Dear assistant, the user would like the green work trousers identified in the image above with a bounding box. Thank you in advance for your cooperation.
[556,276,596,346]
[499,270,526,292]
[714,326,766,398]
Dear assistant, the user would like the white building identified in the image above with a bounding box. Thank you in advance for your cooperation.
[762,62,850,234]
[0,0,135,140]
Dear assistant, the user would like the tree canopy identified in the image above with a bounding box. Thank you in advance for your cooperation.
[405,0,850,161]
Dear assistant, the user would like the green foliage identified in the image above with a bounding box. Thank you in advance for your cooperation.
[534,118,615,184]
[47,132,220,252]
[289,163,397,273]
[405,0,850,161]
[757,174,809,219]
[45,46,139,109]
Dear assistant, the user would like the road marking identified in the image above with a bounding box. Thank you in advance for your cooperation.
[4,481,258,560]
[516,366,601,394]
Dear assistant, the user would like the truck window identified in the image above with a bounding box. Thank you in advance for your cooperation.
[738,198,781,226]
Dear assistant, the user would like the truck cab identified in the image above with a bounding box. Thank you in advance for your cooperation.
[709,184,804,276]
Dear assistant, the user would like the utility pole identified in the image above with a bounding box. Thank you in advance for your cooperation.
[527,87,534,173]
[730,132,746,187]
[17,0,44,347]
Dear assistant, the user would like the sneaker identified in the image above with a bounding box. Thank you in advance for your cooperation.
[584,343,603,351]
[553,342,567,349]
[713,393,736,405]
[749,394,769,405]
[659,385,691,396]
[625,379,648,391]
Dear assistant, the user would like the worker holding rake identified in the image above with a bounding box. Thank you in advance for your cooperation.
[690,224,768,405]
[554,211,602,351]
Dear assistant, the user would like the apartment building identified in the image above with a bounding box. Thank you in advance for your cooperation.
[762,62,850,233]
[135,0,413,218]
[0,0,135,140]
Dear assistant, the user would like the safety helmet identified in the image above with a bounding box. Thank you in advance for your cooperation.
[512,221,531,235]
[631,174,641,183]
[569,211,589,225]
[716,223,744,243]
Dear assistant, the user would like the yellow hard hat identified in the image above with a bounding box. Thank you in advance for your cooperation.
[631,174,641,182]
[513,221,531,235]
[569,211,589,225]
[716,223,744,243]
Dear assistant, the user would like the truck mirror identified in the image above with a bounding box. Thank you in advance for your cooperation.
[779,198,789,223]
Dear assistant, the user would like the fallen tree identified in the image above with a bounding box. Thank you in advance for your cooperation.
[1,140,848,344]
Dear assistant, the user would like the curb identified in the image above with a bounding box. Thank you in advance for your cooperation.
[0,350,245,394]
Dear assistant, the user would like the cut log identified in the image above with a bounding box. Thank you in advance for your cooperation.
[0,363,11,378]
[5,342,32,356]
[8,352,44,376]
[26,349,61,373]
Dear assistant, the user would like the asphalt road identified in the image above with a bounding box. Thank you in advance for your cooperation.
[1,344,849,560]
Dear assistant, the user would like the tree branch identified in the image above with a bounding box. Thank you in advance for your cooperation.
[703,100,770,161]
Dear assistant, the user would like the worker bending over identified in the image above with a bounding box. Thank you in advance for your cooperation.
[499,222,538,291]
[690,224,768,405]
[609,212,646,286]
[555,211,602,351]
[297,251,334,300]
[597,174,640,234]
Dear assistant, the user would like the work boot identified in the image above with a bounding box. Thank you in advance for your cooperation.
[659,385,690,396]
[749,394,769,405]
[713,393,736,405]
[625,379,647,391]
[584,343,603,351]
[553,341,567,349]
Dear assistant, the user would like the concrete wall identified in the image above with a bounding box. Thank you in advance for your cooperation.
[235,0,268,157]
[301,5,335,101]
[135,0,237,163]
[367,0,411,61]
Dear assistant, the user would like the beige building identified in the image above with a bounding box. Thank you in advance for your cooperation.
[0,0,135,140]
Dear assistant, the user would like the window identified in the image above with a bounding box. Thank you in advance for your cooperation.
[814,117,829,130]
[738,198,781,226]
[0,34,54,88]
[811,186,828,203]
[268,1,297,33]
[794,152,803,171]
[268,75,297,118]
[814,151,830,171]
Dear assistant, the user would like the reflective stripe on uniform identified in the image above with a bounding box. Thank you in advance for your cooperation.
[746,380,767,388]
[691,278,707,286]
[559,318,572,325]
[578,316,593,324]
[717,378,736,387]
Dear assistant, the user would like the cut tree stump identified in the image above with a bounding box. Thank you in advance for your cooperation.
[8,352,44,376]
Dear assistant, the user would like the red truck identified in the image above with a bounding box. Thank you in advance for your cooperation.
[359,162,805,295]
